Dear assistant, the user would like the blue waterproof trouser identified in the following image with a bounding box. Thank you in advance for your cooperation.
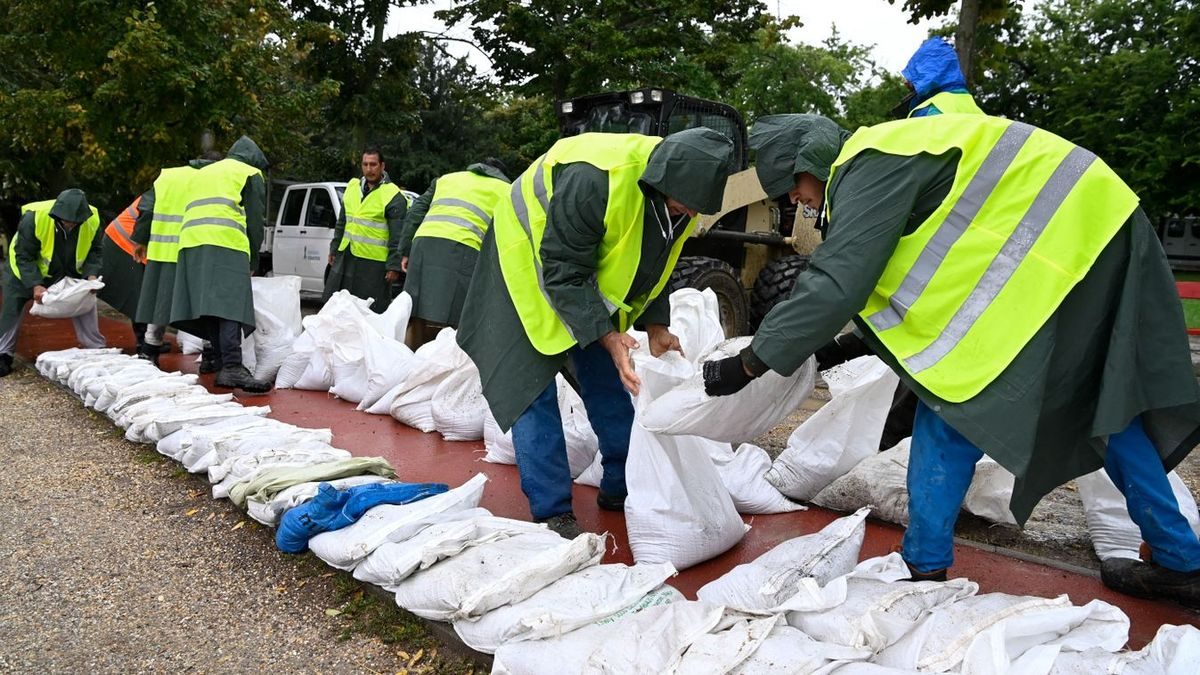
[511,341,635,520]
[903,401,1200,573]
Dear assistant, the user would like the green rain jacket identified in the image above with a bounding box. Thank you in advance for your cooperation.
[168,137,267,335]
[458,128,735,430]
[1,189,103,334]
[397,162,510,326]
[323,172,409,313]
[746,114,1200,523]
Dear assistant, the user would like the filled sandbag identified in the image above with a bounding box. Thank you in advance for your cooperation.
[356,330,416,411]
[431,363,487,441]
[672,614,782,675]
[1076,468,1200,561]
[728,624,873,674]
[716,444,805,515]
[246,475,395,526]
[668,288,725,365]
[29,276,105,318]
[484,375,599,477]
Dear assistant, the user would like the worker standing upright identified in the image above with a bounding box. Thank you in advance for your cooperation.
[396,158,510,346]
[324,146,410,313]
[99,195,150,354]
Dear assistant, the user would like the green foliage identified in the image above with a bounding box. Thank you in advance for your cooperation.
[975,0,1200,218]
[0,0,338,216]
[480,95,562,175]
[841,73,912,130]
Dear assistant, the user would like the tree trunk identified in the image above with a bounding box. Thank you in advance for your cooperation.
[956,0,982,88]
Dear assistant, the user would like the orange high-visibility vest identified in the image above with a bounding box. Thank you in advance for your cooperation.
[105,196,142,260]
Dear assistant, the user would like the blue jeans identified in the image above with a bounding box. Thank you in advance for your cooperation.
[902,401,1200,573]
[510,341,635,520]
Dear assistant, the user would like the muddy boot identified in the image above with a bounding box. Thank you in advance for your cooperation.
[597,491,626,512]
[199,343,221,374]
[0,354,12,377]
[1100,558,1200,608]
[214,364,272,394]
[538,513,584,540]
[136,342,162,366]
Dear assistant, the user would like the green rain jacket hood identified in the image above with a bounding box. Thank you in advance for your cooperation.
[750,114,851,200]
[227,136,268,172]
[467,162,510,183]
[640,128,735,215]
[48,188,92,224]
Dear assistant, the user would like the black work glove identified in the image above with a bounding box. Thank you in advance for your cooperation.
[703,355,756,397]
[813,332,871,371]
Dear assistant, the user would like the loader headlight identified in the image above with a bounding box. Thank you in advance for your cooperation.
[650,89,663,102]
[630,91,645,104]
[561,102,574,114]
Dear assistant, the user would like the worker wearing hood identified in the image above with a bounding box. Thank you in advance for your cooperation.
[168,135,271,393]
[896,37,983,118]
[702,113,1200,604]
[457,128,735,538]
[1,188,106,376]
[395,158,510,346]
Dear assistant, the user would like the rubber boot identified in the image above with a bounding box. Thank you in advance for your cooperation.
[214,364,272,394]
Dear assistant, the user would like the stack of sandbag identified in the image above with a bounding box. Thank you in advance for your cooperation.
[274,290,373,391]
[1076,468,1200,561]
[387,328,473,433]
[484,374,599,476]
[29,276,105,318]
[249,275,304,382]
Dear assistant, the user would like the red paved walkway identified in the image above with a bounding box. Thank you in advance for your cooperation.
[13,313,1199,648]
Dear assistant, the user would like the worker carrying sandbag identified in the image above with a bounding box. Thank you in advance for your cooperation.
[457,129,736,538]
[396,158,510,347]
[1,189,106,376]
[702,112,1200,606]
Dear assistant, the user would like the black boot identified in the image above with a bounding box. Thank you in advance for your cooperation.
[214,364,272,394]
[136,342,162,366]
[0,354,12,377]
[597,491,626,512]
[1100,558,1200,608]
[198,352,220,374]
[537,513,584,540]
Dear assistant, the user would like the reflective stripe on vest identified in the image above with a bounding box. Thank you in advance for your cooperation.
[340,179,403,261]
[908,91,985,117]
[9,200,101,280]
[179,159,261,256]
[829,115,1139,402]
[494,133,696,355]
[104,197,141,259]
[413,171,510,251]
[147,166,195,263]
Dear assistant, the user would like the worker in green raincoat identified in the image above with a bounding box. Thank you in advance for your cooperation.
[131,151,222,365]
[396,159,510,346]
[324,146,409,313]
[1,189,106,376]
[169,136,270,393]
[457,128,736,538]
[702,113,1200,605]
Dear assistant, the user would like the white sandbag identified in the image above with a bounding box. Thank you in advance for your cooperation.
[640,338,817,443]
[328,357,368,404]
[1046,623,1200,675]
[177,331,206,354]
[671,614,782,675]
[484,375,599,477]
[454,562,677,654]
[246,475,395,526]
[107,377,203,422]
[308,473,487,571]
[252,275,303,334]
[53,352,128,384]
[491,596,722,675]
[93,369,186,413]
[814,439,912,524]
[82,365,164,408]
[143,404,269,444]
[574,451,603,488]
[273,348,312,389]
[875,593,1129,673]
[959,598,1130,675]
[291,350,335,391]
[389,531,606,621]
[356,331,416,411]
[1077,468,1200,561]
[432,363,487,441]
[963,457,1018,526]
[122,395,240,438]
[729,624,873,674]
[354,512,546,587]
[696,507,870,613]
[368,291,413,343]
[389,378,441,432]
[717,444,806,515]
[29,276,105,318]
[766,356,899,501]
[389,328,472,432]
[361,379,406,415]
[35,347,120,379]
[668,288,725,365]
[166,416,283,465]
[786,554,979,652]
[200,426,335,479]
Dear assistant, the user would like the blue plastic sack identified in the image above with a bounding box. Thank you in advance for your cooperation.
[276,480,450,553]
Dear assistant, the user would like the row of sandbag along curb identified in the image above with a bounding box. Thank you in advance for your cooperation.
[33,346,1200,672]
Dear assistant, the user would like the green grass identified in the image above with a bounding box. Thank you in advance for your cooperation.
[1183,298,1200,331]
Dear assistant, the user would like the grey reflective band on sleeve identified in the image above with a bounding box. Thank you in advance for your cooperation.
[866,122,1037,333]
[152,214,184,223]
[180,217,247,233]
[430,198,493,226]
[421,215,486,240]
[904,144,1098,374]
[186,197,245,214]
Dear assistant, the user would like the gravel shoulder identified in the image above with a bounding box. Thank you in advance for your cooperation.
[0,363,476,674]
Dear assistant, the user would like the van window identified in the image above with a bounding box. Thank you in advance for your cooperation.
[306,189,336,229]
[280,189,307,227]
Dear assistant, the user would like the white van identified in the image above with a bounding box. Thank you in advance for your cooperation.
[261,181,417,298]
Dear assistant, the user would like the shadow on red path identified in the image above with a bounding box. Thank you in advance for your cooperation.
[15,313,1199,648]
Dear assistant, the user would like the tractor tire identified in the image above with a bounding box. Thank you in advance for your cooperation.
[668,256,749,337]
[750,255,809,328]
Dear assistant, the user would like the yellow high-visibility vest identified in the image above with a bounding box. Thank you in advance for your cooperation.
[147,166,197,263]
[340,179,404,261]
[909,91,985,117]
[829,115,1138,402]
[413,171,509,251]
[495,133,696,355]
[178,159,261,256]
[9,200,100,280]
